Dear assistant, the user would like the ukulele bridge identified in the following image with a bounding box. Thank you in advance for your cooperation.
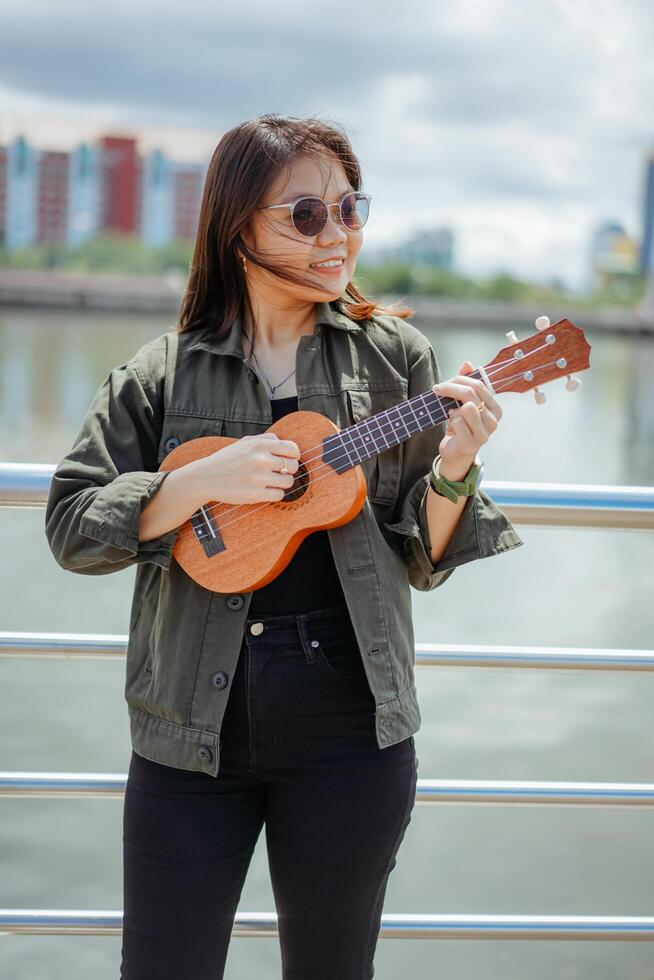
[190,505,226,557]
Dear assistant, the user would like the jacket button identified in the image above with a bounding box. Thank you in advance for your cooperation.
[212,671,228,689]
[227,594,244,610]
[164,436,181,452]
[198,745,213,763]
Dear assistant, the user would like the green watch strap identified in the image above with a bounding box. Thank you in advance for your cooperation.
[429,455,483,503]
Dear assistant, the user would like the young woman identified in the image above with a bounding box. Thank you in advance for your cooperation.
[45,113,523,980]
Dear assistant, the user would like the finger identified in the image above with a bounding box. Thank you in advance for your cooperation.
[448,414,477,452]
[455,402,493,444]
[268,452,299,473]
[270,441,301,459]
[267,472,295,489]
[435,378,502,420]
[434,379,482,404]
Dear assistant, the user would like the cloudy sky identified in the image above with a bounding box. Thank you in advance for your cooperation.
[1,0,652,290]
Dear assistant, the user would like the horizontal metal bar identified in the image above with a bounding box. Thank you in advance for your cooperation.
[3,632,653,671]
[1,773,652,806]
[0,632,128,659]
[2,463,653,529]
[487,480,654,530]
[0,463,54,507]
[415,644,654,671]
[1,910,653,940]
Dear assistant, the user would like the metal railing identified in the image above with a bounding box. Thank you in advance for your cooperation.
[3,462,654,529]
[1,463,653,942]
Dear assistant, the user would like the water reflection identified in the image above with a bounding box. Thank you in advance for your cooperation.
[1,306,653,485]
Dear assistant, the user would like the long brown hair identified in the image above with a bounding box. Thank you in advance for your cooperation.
[177,113,414,341]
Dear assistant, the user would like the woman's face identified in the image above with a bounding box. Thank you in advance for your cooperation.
[242,153,363,304]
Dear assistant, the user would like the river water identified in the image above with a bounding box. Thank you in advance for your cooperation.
[1,306,653,979]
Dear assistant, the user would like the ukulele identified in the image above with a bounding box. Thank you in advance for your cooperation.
[159,317,591,592]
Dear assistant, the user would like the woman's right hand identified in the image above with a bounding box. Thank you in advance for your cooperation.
[191,432,302,505]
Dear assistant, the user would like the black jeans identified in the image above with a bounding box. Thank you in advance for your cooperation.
[120,603,418,980]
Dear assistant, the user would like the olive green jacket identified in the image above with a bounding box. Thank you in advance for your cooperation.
[44,300,524,775]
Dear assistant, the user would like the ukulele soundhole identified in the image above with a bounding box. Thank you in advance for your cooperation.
[280,460,311,502]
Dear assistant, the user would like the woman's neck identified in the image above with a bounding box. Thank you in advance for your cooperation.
[242,298,317,343]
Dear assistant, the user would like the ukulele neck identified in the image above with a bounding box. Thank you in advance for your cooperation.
[322,369,487,473]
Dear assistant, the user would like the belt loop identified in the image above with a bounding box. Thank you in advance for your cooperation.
[296,613,317,665]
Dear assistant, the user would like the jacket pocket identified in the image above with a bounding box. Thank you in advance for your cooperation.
[157,414,225,467]
[345,388,404,508]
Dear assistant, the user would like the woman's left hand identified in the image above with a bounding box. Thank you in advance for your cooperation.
[432,360,503,474]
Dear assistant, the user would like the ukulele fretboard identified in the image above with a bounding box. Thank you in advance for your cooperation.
[322,371,483,473]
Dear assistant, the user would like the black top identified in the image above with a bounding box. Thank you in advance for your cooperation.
[247,395,348,616]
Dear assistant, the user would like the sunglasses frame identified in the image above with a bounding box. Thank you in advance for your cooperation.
[257,190,372,237]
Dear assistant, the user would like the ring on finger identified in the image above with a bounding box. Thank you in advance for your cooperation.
[279,459,289,474]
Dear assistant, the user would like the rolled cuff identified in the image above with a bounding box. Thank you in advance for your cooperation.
[78,470,180,570]
[383,475,524,592]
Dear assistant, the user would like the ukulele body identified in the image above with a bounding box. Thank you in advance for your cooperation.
[158,410,368,593]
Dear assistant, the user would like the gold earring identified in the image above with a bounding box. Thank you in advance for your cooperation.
[241,255,248,273]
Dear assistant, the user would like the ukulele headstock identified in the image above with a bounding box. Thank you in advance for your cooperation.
[482,315,591,404]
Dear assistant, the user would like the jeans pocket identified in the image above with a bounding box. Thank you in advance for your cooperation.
[312,632,367,680]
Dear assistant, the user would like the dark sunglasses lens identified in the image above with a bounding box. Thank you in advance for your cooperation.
[341,192,369,229]
[292,198,328,236]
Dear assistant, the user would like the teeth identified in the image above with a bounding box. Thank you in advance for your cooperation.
[311,258,344,268]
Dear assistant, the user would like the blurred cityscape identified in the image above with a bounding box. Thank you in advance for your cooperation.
[0,129,651,311]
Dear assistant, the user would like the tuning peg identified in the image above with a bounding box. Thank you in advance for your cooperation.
[534,387,547,405]
[535,315,550,331]
[506,330,519,343]
[565,375,581,392]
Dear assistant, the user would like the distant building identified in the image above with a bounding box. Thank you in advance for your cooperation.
[173,162,205,242]
[141,148,174,247]
[36,149,69,245]
[381,227,455,271]
[67,143,101,249]
[589,220,640,289]
[641,151,654,275]
[4,136,38,250]
[100,135,140,236]
[0,132,208,253]
[0,145,7,246]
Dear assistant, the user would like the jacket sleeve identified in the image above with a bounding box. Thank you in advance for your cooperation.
[44,356,181,575]
[382,342,525,592]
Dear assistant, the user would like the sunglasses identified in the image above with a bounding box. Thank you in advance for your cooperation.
[257,191,371,237]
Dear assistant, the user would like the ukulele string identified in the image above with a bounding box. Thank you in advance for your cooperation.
[175,351,559,542]
[176,352,558,541]
[215,339,554,498]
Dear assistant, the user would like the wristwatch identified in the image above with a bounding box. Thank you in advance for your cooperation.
[429,455,484,504]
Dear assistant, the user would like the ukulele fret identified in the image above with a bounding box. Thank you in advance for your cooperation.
[322,383,468,474]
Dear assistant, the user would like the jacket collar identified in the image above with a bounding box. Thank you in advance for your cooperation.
[185,300,359,358]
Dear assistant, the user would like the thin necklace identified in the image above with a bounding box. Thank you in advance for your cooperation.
[242,328,297,399]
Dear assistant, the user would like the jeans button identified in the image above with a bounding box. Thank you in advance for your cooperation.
[227,594,244,611]
[250,622,264,636]
[164,436,181,452]
[212,671,228,689]
[198,745,213,763]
